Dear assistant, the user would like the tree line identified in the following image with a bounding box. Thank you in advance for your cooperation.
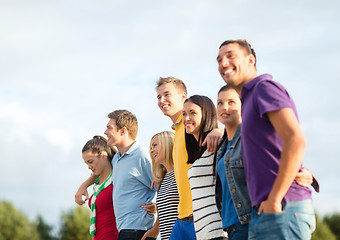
[1,199,340,240]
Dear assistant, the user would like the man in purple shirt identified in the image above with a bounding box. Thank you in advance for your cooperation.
[216,39,315,239]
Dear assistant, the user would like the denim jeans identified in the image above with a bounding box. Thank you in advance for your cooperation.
[248,199,315,240]
[118,229,156,240]
[225,222,248,240]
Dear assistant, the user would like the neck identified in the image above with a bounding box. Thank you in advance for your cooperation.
[116,139,135,155]
[236,72,258,96]
[170,111,182,124]
[225,123,240,140]
[163,162,174,173]
[99,165,113,184]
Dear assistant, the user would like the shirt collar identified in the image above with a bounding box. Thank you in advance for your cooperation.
[241,74,273,101]
[117,141,138,159]
[171,114,183,130]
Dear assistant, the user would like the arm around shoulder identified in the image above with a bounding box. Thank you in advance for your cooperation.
[74,174,98,205]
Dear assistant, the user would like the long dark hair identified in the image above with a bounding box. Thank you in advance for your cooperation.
[184,95,218,164]
[82,135,116,162]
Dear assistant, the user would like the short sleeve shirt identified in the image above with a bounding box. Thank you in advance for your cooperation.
[111,142,156,231]
[241,74,312,207]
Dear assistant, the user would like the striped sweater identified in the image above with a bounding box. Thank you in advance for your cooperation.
[156,170,179,240]
[188,150,226,240]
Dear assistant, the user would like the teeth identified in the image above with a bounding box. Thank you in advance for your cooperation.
[224,69,233,74]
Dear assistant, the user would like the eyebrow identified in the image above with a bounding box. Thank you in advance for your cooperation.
[216,50,233,60]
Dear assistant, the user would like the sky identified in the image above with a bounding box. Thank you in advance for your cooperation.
[1,0,340,230]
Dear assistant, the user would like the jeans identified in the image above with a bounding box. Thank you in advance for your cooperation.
[225,222,248,240]
[118,229,156,240]
[169,219,197,240]
[248,199,315,240]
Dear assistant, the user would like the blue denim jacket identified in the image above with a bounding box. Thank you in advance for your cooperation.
[215,125,251,224]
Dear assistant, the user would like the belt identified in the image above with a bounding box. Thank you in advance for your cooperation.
[120,229,146,233]
[178,215,193,222]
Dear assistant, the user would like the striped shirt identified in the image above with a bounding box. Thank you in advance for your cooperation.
[188,150,226,240]
[156,170,179,240]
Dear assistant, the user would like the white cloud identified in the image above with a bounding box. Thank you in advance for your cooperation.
[1,0,340,229]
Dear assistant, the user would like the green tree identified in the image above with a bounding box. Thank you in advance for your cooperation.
[324,213,340,240]
[36,215,56,240]
[0,200,40,240]
[58,205,91,240]
[312,214,336,240]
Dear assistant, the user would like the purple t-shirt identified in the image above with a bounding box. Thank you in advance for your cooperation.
[241,74,311,207]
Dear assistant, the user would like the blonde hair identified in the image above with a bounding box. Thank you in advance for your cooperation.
[156,77,187,94]
[150,131,175,185]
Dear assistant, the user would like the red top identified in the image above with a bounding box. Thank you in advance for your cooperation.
[89,184,118,240]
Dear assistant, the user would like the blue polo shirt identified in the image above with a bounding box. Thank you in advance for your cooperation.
[241,74,311,207]
[111,142,156,231]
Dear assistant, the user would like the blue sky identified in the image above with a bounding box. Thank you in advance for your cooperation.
[1,0,339,228]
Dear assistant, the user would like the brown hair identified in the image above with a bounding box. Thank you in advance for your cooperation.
[82,135,116,161]
[184,95,218,164]
[219,39,257,67]
[107,110,138,140]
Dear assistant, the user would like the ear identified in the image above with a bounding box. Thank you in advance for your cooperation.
[119,127,126,136]
[248,54,256,67]
[181,92,187,103]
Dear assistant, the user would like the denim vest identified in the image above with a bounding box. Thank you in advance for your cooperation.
[215,125,251,224]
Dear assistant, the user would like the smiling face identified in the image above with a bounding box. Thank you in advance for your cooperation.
[217,88,242,128]
[183,101,203,140]
[217,43,256,91]
[104,119,122,148]
[157,82,186,123]
[150,136,165,165]
[82,150,108,176]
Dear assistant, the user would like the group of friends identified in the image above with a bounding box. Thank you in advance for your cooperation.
[75,39,319,240]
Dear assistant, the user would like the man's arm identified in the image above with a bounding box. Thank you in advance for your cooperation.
[202,128,224,153]
[74,174,97,205]
[258,108,306,214]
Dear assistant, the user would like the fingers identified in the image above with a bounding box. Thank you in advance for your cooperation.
[75,190,89,205]
[202,137,207,147]
[151,181,155,190]
[141,232,148,240]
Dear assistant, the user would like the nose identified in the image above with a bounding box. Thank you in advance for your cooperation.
[221,56,229,67]
[183,114,189,123]
[158,96,165,103]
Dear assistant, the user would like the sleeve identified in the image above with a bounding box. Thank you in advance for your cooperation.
[136,153,154,189]
[254,80,295,118]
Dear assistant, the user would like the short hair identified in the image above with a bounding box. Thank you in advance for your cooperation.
[82,135,116,162]
[184,95,218,164]
[156,77,187,94]
[107,110,138,140]
[150,131,175,186]
[218,84,234,95]
[219,39,257,67]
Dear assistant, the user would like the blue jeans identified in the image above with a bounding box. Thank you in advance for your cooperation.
[225,222,248,240]
[248,199,315,240]
[169,219,196,240]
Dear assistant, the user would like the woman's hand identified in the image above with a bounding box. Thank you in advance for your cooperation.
[141,202,157,215]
